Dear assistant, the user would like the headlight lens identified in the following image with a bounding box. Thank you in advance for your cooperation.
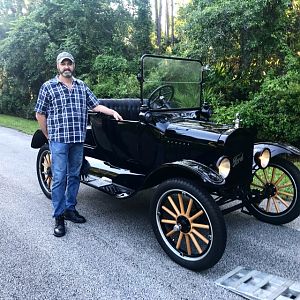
[255,148,271,168]
[216,156,231,178]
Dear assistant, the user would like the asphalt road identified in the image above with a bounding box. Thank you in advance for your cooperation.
[0,126,299,300]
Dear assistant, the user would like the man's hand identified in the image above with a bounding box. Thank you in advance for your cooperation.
[112,110,123,121]
[92,105,123,121]
[35,112,49,139]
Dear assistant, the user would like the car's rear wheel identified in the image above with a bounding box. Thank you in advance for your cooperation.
[247,157,300,224]
[150,178,227,271]
[36,144,52,199]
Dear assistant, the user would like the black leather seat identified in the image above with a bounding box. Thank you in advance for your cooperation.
[98,99,141,121]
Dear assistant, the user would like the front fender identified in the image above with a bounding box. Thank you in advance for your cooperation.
[143,159,225,189]
[31,129,48,149]
[254,142,300,159]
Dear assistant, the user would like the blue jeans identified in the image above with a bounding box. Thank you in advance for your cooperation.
[49,141,84,218]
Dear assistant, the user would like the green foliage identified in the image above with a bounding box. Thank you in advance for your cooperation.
[178,0,300,103]
[213,66,300,145]
[0,0,152,117]
[84,54,139,98]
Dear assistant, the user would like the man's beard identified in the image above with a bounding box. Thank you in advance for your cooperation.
[60,70,73,78]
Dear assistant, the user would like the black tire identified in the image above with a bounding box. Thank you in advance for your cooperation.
[247,157,300,225]
[36,144,52,199]
[150,178,227,271]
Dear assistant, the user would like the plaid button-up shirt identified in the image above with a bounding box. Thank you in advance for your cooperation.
[35,76,99,143]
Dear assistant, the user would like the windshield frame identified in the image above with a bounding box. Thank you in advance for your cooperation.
[139,54,204,111]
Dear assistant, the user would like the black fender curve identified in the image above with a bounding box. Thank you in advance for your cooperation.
[143,159,225,189]
[31,129,48,149]
[254,142,300,160]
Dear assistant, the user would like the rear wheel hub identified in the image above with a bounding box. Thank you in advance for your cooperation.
[263,183,277,198]
[177,215,191,233]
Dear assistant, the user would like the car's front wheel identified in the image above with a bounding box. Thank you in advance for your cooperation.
[150,178,227,271]
[36,144,52,199]
[247,157,300,224]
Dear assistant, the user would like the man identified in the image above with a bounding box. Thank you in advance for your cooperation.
[35,51,123,237]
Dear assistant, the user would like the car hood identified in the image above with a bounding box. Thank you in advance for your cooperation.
[165,120,236,144]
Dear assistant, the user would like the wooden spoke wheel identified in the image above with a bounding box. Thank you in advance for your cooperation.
[37,144,52,199]
[247,157,300,224]
[150,178,226,271]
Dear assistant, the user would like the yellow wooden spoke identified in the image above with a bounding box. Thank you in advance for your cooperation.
[189,210,204,222]
[185,234,191,255]
[45,154,51,165]
[46,176,51,187]
[266,198,271,212]
[161,219,177,224]
[191,229,209,244]
[192,223,209,230]
[270,167,276,183]
[186,198,193,217]
[272,197,280,213]
[274,173,285,186]
[162,205,177,219]
[178,193,185,214]
[168,196,180,216]
[274,195,289,208]
[277,182,293,190]
[176,232,183,249]
[189,233,203,254]
[166,229,176,237]
[277,190,294,197]
[254,173,266,185]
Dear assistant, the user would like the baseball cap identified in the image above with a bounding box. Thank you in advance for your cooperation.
[56,52,75,64]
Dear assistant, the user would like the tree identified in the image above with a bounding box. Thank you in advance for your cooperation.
[0,0,142,117]
[177,0,300,103]
[129,0,153,57]
[0,0,29,39]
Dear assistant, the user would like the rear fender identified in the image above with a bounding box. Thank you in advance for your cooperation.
[31,129,48,149]
[143,159,225,189]
[254,142,300,160]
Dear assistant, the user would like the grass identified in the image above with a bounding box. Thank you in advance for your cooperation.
[0,114,39,135]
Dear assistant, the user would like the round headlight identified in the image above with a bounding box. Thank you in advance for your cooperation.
[255,148,271,169]
[216,156,231,178]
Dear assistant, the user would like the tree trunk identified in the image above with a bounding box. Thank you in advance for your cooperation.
[154,0,162,50]
[165,0,169,42]
[158,0,162,50]
[171,0,175,45]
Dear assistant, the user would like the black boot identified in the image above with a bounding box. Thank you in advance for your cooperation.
[64,209,86,223]
[54,215,66,237]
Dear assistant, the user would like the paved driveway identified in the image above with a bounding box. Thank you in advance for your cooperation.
[0,126,299,300]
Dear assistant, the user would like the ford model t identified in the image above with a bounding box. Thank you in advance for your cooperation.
[31,54,300,270]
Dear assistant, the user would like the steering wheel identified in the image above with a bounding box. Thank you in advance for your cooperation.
[148,85,174,109]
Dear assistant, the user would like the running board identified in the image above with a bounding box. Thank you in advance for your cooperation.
[81,175,134,198]
[216,266,300,300]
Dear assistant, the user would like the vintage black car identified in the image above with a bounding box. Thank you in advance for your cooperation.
[31,55,300,271]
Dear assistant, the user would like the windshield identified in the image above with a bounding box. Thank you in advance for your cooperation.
[142,55,203,109]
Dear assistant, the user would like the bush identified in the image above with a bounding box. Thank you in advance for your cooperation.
[84,55,140,98]
[212,70,300,145]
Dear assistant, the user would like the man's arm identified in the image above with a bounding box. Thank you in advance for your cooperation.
[35,112,48,139]
[92,105,123,121]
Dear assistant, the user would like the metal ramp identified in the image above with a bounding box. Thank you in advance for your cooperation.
[216,266,300,300]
